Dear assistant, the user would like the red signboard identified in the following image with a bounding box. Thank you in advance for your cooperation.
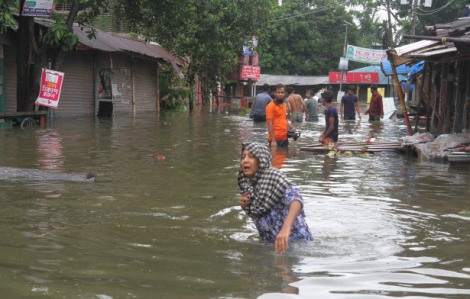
[329,72,379,83]
[240,65,261,80]
[35,69,65,109]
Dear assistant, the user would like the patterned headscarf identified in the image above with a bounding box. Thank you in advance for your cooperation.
[237,142,291,218]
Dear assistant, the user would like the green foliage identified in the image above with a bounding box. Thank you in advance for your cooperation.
[0,0,17,33]
[115,0,275,94]
[159,65,190,112]
[259,0,359,76]
[43,14,79,51]
[239,107,251,115]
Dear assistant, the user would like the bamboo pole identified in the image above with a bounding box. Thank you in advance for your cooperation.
[387,52,413,135]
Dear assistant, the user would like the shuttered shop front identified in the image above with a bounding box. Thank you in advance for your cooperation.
[54,50,94,117]
[135,59,157,114]
[3,42,17,113]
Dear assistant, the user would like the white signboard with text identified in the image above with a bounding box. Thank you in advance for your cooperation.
[346,45,387,64]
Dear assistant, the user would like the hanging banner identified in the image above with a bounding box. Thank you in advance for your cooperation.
[329,72,379,83]
[338,57,349,70]
[424,0,432,7]
[35,69,64,109]
[346,45,387,64]
[21,0,55,17]
[240,65,261,80]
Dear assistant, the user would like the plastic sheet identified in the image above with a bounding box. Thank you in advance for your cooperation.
[402,133,470,160]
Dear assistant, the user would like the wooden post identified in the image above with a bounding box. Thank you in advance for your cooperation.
[156,63,160,117]
[454,60,467,133]
[464,66,470,132]
[387,51,413,135]
[132,56,136,116]
[425,64,433,132]
[439,63,449,132]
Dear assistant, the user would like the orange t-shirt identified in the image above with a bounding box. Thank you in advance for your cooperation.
[266,101,288,142]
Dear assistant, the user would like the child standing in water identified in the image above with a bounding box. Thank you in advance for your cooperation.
[238,142,313,254]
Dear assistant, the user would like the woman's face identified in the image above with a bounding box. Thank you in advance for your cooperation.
[241,148,260,180]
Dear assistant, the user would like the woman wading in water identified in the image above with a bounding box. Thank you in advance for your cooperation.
[238,143,313,254]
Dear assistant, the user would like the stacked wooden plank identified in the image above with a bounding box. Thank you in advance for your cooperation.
[300,141,403,153]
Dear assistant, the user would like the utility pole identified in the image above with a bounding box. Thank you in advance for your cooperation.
[338,21,352,99]
[386,0,394,47]
[411,0,418,36]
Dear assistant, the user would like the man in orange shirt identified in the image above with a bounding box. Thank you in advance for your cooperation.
[266,84,296,148]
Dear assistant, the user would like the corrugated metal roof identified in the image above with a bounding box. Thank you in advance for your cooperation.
[394,40,440,56]
[73,24,182,68]
[32,18,182,74]
[255,74,329,86]
[407,47,457,58]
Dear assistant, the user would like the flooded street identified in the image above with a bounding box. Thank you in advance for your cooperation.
[1,111,470,298]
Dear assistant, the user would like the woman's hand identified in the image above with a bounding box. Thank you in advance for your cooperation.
[275,228,291,254]
[275,201,302,254]
[240,192,251,209]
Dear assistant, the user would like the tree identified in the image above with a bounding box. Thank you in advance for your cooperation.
[346,0,470,47]
[116,0,275,112]
[4,0,108,111]
[0,0,17,33]
[259,0,359,76]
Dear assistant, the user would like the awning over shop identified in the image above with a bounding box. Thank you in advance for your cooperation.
[33,18,183,76]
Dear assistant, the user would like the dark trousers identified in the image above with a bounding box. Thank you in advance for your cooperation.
[268,139,289,147]
[344,114,355,120]
[253,115,266,122]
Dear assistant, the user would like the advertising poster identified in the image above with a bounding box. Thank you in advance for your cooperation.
[346,45,387,64]
[338,57,349,70]
[22,0,55,17]
[240,65,261,80]
[329,72,379,83]
[35,69,64,109]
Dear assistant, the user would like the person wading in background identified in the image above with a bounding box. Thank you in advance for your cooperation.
[365,84,384,121]
[340,85,361,121]
[251,83,272,122]
[266,84,296,148]
[319,90,339,145]
[304,90,319,122]
[286,86,308,123]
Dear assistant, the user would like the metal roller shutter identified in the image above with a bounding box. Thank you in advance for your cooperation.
[3,43,17,113]
[135,59,157,114]
[54,50,94,117]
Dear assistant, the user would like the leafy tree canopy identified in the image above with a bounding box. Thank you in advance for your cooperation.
[259,0,359,76]
[116,0,275,92]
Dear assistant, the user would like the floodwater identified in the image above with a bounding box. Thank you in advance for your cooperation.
[0,109,469,299]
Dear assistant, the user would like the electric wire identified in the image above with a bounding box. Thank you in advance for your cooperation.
[416,0,455,16]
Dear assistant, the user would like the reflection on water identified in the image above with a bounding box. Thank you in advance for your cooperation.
[0,112,469,298]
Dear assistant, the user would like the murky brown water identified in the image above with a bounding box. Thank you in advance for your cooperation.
[1,110,470,298]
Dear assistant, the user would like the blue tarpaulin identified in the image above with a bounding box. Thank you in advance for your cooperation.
[381,61,412,76]
[408,61,425,80]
